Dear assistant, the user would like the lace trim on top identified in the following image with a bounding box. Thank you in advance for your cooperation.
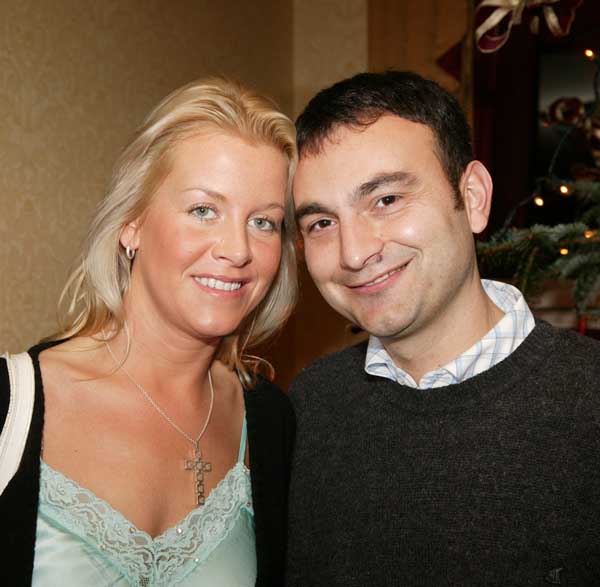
[38,460,253,585]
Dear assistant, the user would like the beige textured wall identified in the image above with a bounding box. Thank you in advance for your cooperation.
[270,0,369,385]
[293,0,368,117]
[368,0,468,94]
[0,0,292,352]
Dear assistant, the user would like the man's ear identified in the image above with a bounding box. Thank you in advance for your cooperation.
[119,219,141,251]
[459,160,493,234]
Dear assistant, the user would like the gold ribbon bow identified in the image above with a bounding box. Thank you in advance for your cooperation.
[475,0,581,53]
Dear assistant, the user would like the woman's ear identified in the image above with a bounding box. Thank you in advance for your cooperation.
[459,160,493,235]
[119,220,141,251]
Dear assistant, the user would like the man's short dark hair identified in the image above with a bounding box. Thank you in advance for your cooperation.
[296,71,473,207]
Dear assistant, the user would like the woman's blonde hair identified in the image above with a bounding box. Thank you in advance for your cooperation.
[55,77,298,384]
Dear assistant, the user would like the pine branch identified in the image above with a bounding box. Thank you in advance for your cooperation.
[477,223,600,308]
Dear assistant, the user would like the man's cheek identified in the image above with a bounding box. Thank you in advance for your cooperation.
[305,243,330,273]
[378,216,421,244]
[307,261,330,285]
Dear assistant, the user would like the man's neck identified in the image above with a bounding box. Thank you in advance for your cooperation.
[381,278,505,384]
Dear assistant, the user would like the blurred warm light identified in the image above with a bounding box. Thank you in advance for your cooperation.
[534,197,544,206]
[560,248,569,255]
[585,49,595,59]
[559,184,570,195]
[584,230,596,239]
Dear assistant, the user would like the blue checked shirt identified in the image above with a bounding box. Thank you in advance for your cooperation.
[365,280,536,389]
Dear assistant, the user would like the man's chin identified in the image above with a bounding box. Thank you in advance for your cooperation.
[346,312,410,340]
[325,297,410,338]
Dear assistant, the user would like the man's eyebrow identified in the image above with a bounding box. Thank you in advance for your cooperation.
[295,202,334,223]
[353,171,418,201]
[294,172,417,222]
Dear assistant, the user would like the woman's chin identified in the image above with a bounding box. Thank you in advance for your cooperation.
[188,320,246,341]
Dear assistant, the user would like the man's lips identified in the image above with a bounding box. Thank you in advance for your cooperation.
[346,260,411,291]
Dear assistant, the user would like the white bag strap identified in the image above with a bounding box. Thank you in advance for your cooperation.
[0,352,35,495]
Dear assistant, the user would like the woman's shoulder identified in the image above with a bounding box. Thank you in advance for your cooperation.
[0,344,42,429]
[244,375,295,437]
[244,375,295,468]
[245,375,292,409]
[0,341,47,433]
[38,337,110,390]
[0,341,53,430]
[38,336,97,364]
[0,355,9,430]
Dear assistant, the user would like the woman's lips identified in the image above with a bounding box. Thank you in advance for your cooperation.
[192,274,249,296]
[194,276,242,291]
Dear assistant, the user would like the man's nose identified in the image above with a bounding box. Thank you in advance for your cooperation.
[339,216,383,271]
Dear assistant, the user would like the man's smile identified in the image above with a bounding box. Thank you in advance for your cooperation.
[345,260,412,293]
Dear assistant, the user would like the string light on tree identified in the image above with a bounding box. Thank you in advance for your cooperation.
[477,42,600,331]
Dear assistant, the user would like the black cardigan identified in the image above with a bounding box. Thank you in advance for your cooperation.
[0,342,294,586]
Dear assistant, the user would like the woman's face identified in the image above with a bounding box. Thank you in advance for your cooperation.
[121,131,288,342]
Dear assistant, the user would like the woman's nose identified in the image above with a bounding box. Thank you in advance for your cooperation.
[211,223,252,267]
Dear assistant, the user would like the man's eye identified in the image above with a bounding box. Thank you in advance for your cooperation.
[191,205,217,219]
[375,195,399,208]
[308,218,333,233]
[251,217,277,232]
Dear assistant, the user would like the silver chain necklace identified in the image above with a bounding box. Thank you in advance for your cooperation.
[105,341,215,506]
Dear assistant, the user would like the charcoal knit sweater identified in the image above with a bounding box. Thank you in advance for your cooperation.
[286,321,600,586]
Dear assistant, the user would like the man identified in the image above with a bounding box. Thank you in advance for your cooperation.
[286,71,600,586]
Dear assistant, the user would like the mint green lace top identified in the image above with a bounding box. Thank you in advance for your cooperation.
[32,419,256,586]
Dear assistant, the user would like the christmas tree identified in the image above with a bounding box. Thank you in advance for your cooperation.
[476,30,600,328]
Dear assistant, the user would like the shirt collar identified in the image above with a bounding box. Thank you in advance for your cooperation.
[364,280,535,389]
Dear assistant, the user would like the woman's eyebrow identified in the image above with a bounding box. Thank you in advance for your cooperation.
[181,186,227,201]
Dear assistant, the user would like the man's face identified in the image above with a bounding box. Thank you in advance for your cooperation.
[294,115,483,343]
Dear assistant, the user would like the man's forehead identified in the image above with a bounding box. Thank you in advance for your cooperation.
[298,116,435,163]
[294,117,434,190]
[310,112,433,145]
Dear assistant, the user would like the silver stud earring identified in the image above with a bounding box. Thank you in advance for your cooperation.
[125,246,136,260]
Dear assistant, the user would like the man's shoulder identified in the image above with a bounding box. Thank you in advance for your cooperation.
[293,338,369,382]
[528,322,600,411]
[289,339,369,403]
[536,320,600,367]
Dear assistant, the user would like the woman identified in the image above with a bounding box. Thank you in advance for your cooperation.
[0,77,297,586]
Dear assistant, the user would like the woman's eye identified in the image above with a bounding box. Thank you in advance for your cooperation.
[251,217,277,232]
[191,205,217,219]
[375,195,399,208]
